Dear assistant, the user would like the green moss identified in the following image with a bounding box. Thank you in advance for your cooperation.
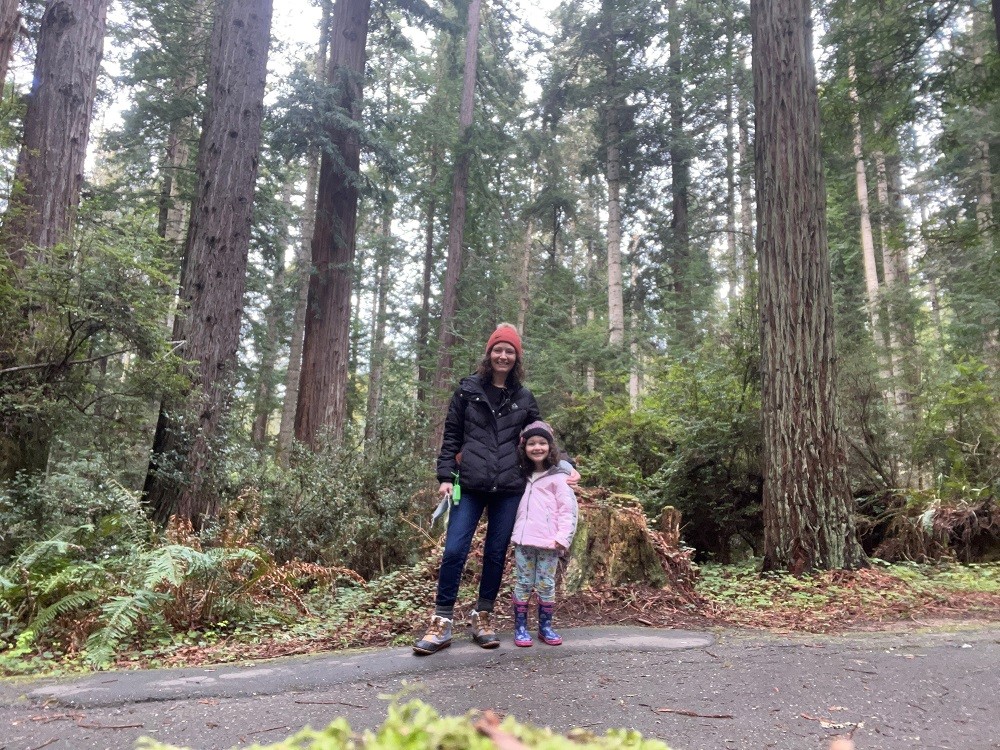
[137,700,671,750]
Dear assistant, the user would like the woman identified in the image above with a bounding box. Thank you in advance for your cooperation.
[413,323,544,654]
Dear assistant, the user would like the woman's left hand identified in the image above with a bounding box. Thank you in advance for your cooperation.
[566,468,581,486]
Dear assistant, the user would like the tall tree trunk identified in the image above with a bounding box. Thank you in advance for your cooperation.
[0,0,20,87]
[972,12,998,359]
[3,0,108,267]
[416,154,437,404]
[277,1,330,462]
[848,69,895,396]
[0,0,108,482]
[364,213,392,446]
[915,176,944,343]
[752,0,866,572]
[874,147,918,420]
[363,48,395,448]
[251,182,292,448]
[724,4,738,301]
[517,216,534,334]
[628,250,642,410]
[737,59,755,299]
[294,0,372,449]
[430,0,483,447]
[605,103,626,348]
[144,0,273,526]
[666,0,693,342]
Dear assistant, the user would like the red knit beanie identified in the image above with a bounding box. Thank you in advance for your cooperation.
[485,323,523,360]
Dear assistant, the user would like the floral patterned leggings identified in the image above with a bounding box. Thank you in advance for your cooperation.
[513,545,560,603]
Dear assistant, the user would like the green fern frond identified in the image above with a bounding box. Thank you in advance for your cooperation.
[26,589,101,634]
[36,561,108,597]
[139,546,190,589]
[85,588,168,667]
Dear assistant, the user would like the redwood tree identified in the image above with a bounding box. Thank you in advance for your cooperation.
[0,0,108,481]
[3,0,108,267]
[295,0,373,449]
[144,0,273,525]
[752,0,866,572]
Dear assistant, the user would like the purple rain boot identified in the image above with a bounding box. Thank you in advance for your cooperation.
[513,596,533,647]
[537,601,562,645]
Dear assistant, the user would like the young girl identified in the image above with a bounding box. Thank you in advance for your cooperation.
[510,421,578,646]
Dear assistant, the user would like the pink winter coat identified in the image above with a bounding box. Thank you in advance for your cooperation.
[511,466,578,550]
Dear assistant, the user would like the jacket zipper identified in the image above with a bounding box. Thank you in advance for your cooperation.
[518,479,533,545]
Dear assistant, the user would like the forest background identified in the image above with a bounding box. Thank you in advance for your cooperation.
[0,0,998,672]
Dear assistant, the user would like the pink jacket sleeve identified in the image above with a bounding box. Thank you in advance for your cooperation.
[554,476,578,549]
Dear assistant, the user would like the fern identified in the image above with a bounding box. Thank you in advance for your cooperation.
[36,560,107,597]
[85,589,167,667]
[26,589,101,634]
[140,545,191,589]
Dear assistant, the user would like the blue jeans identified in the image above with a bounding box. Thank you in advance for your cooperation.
[435,488,521,610]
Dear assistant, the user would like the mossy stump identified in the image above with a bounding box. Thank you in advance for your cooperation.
[563,494,669,594]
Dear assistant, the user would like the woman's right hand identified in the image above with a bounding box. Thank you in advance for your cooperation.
[439,482,453,499]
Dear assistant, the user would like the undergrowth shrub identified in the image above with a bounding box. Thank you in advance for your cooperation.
[0,512,357,671]
[247,428,428,579]
[0,459,146,563]
[559,343,762,563]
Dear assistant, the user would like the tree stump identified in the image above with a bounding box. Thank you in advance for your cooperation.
[562,489,696,596]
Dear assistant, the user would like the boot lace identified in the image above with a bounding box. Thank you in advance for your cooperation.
[426,617,447,639]
[475,611,494,635]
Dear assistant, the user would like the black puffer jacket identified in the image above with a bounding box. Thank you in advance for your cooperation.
[436,375,541,494]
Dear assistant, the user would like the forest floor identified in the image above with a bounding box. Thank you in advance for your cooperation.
[98,558,1000,673]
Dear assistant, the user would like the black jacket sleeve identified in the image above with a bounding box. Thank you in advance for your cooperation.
[436,387,466,482]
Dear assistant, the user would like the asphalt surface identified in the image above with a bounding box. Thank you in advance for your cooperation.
[1,625,998,750]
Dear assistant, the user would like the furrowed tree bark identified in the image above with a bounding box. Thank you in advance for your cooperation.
[0,0,108,481]
[752,0,866,572]
[3,0,108,268]
[295,0,372,449]
[144,0,273,526]
[431,0,483,448]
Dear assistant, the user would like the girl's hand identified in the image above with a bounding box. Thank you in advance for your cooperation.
[555,542,568,555]
[439,482,453,498]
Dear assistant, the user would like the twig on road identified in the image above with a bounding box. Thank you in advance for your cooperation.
[651,706,734,719]
[26,739,57,750]
[294,700,367,708]
[31,712,85,724]
[76,721,145,729]
[248,725,289,735]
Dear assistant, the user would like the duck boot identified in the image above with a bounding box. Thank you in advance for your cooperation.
[469,610,501,649]
[412,615,452,655]
[537,601,562,645]
[512,596,532,647]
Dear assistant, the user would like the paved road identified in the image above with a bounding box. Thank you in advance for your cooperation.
[1,625,998,750]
